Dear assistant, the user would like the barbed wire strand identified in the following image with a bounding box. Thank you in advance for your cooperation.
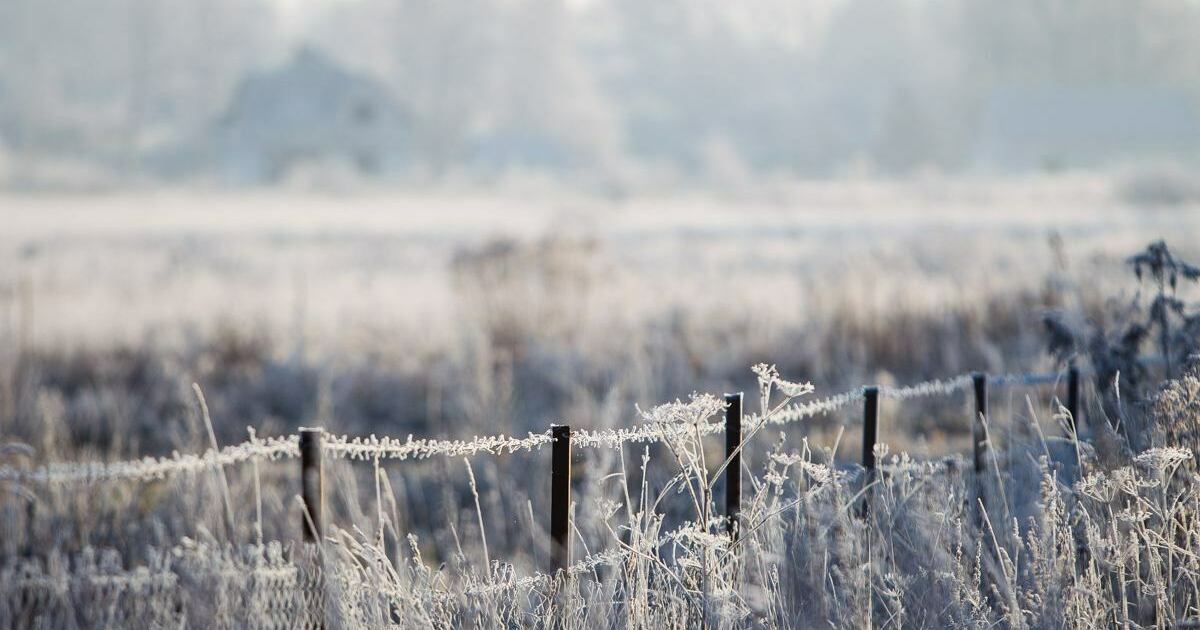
[0,369,1082,484]
[323,432,553,461]
[0,435,299,484]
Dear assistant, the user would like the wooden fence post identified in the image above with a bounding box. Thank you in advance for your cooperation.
[972,373,987,476]
[1067,364,1080,436]
[551,425,572,574]
[299,428,327,629]
[862,387,879,471]
[724,392,743,539]
[300,428,324,542]
[860,386,879,517]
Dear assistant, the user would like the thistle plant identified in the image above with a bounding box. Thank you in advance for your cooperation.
[1046,241,1200,446]
[1129,240,1200,378]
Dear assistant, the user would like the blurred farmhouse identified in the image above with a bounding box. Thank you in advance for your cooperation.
[212,47,410,185]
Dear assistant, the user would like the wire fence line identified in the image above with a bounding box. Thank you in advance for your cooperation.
[0,368,1077,486]
[0,434,299,484]
[2,522,675,609]
[1,543,322,628]
[0,365,1089,621]
[5,568,180,591]
[883,373,977,400]
[323,431,554,461]
[751,368,1071,425]
[322,376,946,462]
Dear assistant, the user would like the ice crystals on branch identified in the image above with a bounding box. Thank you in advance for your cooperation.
[753,363,815,405]
[637,393,725,427]
[1133,446,1192,471]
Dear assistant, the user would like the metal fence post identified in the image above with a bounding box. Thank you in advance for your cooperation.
[300,428,324,542]
[860,386,879,517]
[724,392,743,539]
[862,387,880,471]
[1067,364,1080,436]
[551,425,572,574]
[972,373,987,476]
[299,428,327,629]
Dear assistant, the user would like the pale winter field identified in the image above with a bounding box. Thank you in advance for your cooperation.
[3,178,1200,627]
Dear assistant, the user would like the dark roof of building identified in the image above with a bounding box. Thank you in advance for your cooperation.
[218,46,407,141]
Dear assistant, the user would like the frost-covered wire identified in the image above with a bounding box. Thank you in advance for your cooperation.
[746,373,978,426]
[323,422,730,459]
[322,431,554,461]
[747,387,866,427]
[0,370,1080,483]
[880,373,975,400]
[0,435,299,484]
[573,420,726,449]
[324,374,990,459]
[5,569,179,591]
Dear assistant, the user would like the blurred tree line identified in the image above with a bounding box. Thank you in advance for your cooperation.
[2,0,1200,187]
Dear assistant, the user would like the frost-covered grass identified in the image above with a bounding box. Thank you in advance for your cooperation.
[3,181,1200,626]
[5,364,1200,628]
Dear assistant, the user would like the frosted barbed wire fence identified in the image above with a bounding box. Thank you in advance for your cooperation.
[4,568,179,592]
[1,542,320,628]
[321,381,900,459]
[322,411,740,458]
[0,370,1085,484]
[747,387,867,426]
[0,434,299,484]
[327,377,945,459]
[743,372,980,427]
[322,431,554,461]
[881,373,976,400]
[0,367,1105,626]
